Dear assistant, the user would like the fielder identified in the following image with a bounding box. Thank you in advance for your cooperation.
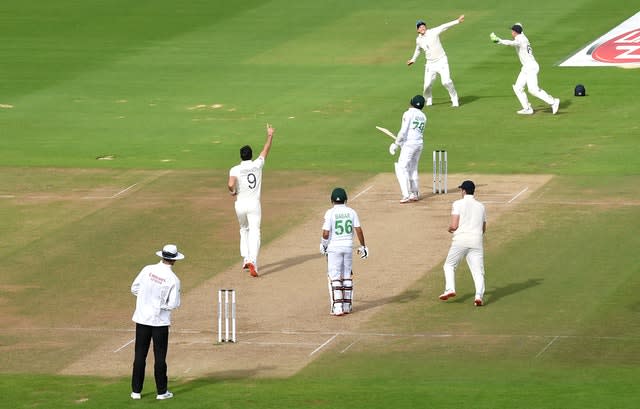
[439,181,486,307]
[320,188,368,316]
[407,15,465,107]
[490,23,560,115]
[389,95,427,203]
[228,124,275,277]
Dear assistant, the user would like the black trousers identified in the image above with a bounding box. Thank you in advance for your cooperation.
[131,323,169,395]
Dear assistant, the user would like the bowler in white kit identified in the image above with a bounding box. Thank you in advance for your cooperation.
[228,124,275,277]
[407,15,465,107]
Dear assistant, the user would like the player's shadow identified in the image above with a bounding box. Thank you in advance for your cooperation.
[458,95,480,106]
[257,253,319,277]
[453,278,544,304]
[357,289,422,312]
[171,367,273,394]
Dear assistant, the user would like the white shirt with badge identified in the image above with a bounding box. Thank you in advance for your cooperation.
[410,19,460,64]
[451,195,486,249]
[229,156,265,202]
[131,261,181,327]
[396,107,426,146]
[322,204,361,251]
[498,33,539,72]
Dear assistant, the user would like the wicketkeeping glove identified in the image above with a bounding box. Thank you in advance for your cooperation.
[389,143,398,155]
[357,246,369,259]
[490,32,500,43]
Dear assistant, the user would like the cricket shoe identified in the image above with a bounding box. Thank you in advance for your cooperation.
[551,98,560,114]
[131,392,141,400]
[439,291,456,301]
[474,298,484,307]
[451,99,459,107]
[156,391,173,400]
[409,193,419,202]
[400,196,412,204]
[426,97,433,106]
[246,262,258,277]
[517,106,534,115]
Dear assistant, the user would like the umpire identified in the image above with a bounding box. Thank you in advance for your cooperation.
[130,244,183,400]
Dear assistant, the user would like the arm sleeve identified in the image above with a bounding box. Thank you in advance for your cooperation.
[163,278,181,310]
[131,270,144,296]
[433,19,459,35]
[395,112,410,145]
[409,43,421,62]
[497,38,517,47]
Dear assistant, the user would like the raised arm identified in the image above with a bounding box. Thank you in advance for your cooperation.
[259,124,275,159]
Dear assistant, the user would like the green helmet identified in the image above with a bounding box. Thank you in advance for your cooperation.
[410,95,425,109]
[331,188,347,203]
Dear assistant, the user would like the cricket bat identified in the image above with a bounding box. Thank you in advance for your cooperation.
[375,126,396,140]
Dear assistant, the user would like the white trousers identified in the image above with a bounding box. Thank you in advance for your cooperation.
[234,199,261,267]
[423,57,458,103]
[513,65,555,108]
[395,143,423,198]
[326,249,353,281]
[443,244,485,299]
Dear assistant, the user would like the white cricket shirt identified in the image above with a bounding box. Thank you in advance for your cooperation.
[396,107,426,146]
[498,33,539,71]
[229,156,265,202]
[322,204,361,251]
[131,261,181,326]
[410,19,459,63]
[451,194,486,249]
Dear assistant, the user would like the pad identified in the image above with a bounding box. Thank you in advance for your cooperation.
[328,279,344,315]
[343,279,353,314]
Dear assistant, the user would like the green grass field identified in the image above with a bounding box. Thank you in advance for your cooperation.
[1,0,640,408]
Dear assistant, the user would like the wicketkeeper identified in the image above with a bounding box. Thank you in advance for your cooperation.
[490,23,560,115]
[320,188,368,316]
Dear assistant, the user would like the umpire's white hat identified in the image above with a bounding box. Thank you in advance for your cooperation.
[156,244,185,260]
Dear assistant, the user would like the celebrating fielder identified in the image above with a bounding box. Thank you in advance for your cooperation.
[228,124,275,277]
[389,95,427,203]
[490,23,560,115]
[407,15,464,107]
[320,188,368,316]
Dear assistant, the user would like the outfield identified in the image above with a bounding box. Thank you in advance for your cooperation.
[1,1,640,408]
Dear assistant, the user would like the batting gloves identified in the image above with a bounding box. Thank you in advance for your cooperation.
[490,32,500,43]
[389,143,398,155]
[357,246,369,259]
[320,238,329,255]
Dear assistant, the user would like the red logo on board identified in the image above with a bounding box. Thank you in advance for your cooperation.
[592,29,640,63]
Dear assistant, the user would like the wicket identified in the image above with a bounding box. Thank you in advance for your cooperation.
[432,150,448,194]
[217,289,236,343]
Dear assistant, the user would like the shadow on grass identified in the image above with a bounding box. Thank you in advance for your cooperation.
[173,367,274,394]
[357,289,423,312]
[257,253,319,277]
[488,278,544,303]
[452,277,543,305]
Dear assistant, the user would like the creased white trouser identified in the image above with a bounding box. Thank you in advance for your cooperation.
[395,143,423,197]
[234,199,261,267]
[443,244,485,299]
[423,57,458,103]
[513,65,554,108]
